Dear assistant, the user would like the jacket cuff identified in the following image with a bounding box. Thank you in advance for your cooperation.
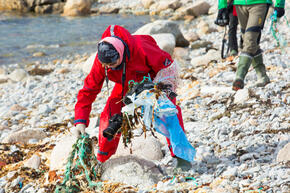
[74,119,87,126]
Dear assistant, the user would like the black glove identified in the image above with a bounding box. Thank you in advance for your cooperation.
[215,8,229,26]
[103,114,123,141]
[274,7,285,18]
[123,81,154,105]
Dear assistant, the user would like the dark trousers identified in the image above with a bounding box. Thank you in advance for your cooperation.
[228,11,239,52]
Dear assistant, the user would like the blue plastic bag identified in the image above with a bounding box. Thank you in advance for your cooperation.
[122,90,196,162]
[153,95,196,162]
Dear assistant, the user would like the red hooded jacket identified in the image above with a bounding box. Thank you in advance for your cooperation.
[74,25,174,126]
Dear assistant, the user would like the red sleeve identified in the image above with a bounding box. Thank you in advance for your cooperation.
[74,56,105,126]
[140,35,173,75]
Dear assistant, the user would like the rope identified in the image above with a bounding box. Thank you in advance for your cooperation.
[270,10,288,50]
[54,134,102,193]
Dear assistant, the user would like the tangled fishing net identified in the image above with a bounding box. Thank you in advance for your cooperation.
[54,134,102,193]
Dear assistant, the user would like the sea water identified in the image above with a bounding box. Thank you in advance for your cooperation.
[0,12,150,66]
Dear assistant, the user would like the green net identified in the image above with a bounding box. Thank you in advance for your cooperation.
[270,11,288,51]
[54,134,102,193]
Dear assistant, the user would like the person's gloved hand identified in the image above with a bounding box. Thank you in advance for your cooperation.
[72,124,86,138]
[215,8,229,26]
[274,7,285,18]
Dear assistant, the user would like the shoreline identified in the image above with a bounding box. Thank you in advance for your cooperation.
[0,0,290,192]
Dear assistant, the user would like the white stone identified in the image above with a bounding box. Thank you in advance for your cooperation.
[277,143,290,162]
[24,155,41,169]
[101,155,162,189]
[8,69,28,82]
[113,135,163,161]
[234,89,250,104]
[2,129,47,144]
[82,52,97,74]
[49,135,77,171]
[151,33,176,55]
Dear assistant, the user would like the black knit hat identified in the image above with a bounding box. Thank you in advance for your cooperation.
[97,41,120,63]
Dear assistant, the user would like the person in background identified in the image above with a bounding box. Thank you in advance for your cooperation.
[228,0,239,56]
[73,25,192,170]
[215,0,285,90]
[215,0,239,57]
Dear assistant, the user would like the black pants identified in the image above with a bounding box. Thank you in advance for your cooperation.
[228,12,239,52]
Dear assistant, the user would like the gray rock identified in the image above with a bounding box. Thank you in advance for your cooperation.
[2,129,47,144]
[151,33,176,55]
[102,155,163,189]
[113,135,163,161]
[134,20,189,47]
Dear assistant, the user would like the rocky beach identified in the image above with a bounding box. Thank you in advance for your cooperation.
[0,0,289,192]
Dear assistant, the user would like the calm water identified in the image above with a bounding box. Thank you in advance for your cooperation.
[0,12,151,66]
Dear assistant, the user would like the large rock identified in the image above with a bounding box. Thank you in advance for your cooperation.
[134,20,189,47]
[50,135,77,171]
[35,2,65,14]
[2,129,47,144]
[113,135,163,161]
[62,0,91,16]
[277,143,290,163]
[82,52,96,74]
[141,0,154,9]
[152,0,181,13]
[8,69,28,82]
[189,1,211,17]
[173,1,210,19]
[0,0,64,13]
[190,49,219,66]
[0,0,29,12]
[101,155,163,189]
[151,33,176,55]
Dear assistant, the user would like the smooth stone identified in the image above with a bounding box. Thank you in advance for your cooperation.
[24,155,41,169]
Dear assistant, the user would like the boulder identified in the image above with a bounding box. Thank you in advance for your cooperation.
[8,69,28,82]
[134,20,189,47]
[82,52,96,74]
[0,0,64,13]
[2,129,47,144]
[102,155,163,189]
[62,0,91,16]
[151,33,176,55]
[113,135,163,161]
[0,0,29,12]
[141,0,155,9]
[50,135,77,171]
[186,1,210,17]
[277,143,290,163]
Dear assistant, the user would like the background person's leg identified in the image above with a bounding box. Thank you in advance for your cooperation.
[228,13,239,56]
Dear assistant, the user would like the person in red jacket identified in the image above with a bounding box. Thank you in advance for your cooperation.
[73,25,191,170]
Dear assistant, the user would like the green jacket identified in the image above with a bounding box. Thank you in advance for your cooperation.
[218,0,285,9]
